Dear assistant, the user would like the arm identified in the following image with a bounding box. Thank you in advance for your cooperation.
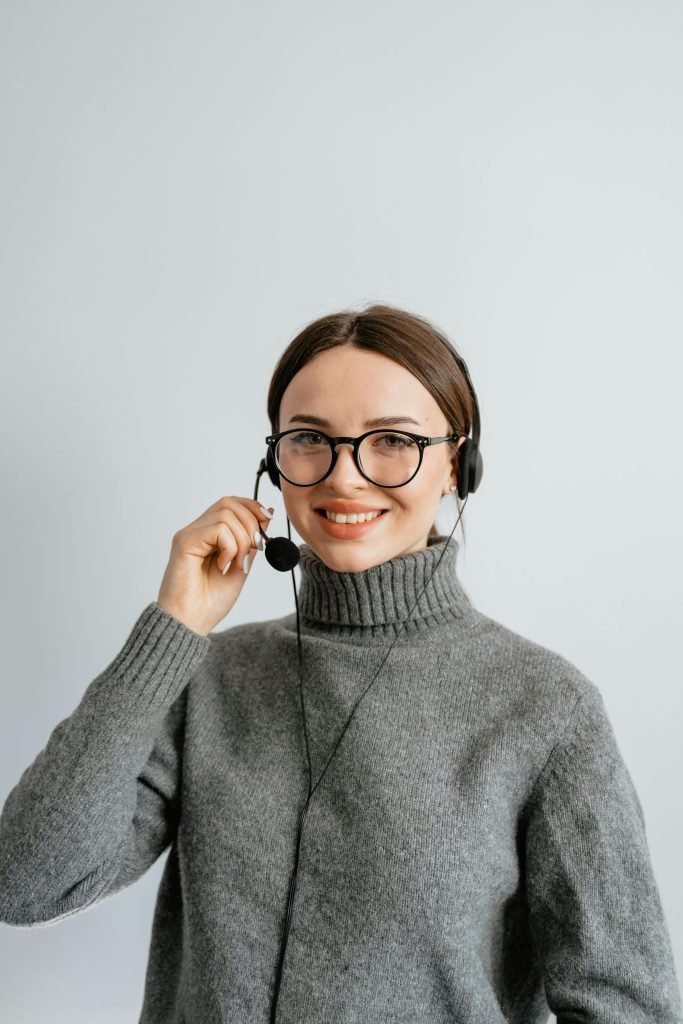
[0,602,210,927]
[525,684,683,1023]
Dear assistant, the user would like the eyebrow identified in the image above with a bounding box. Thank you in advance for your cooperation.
[285,414,422,428]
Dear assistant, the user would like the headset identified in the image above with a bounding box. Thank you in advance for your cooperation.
[250,336,483,1023]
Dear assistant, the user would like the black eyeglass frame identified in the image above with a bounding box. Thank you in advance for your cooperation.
[264,428,465,488]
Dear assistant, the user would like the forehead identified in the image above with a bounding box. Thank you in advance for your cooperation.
[279,347,442,424]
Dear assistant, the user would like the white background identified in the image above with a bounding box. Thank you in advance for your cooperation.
[1,1,681,1020]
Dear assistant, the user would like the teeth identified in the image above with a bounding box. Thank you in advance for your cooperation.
[325,509,383,524]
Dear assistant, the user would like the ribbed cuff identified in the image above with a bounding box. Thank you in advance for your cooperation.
[91,602,211,732]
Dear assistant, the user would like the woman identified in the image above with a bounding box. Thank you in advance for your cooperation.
[1,303,680,1024]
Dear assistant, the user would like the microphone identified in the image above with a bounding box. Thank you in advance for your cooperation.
[264,533,300,572]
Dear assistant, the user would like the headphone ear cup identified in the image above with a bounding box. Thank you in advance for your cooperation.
[469,445,484,495]
[456,438,472,500]
[455,439,484,499]
[266,447,282,490]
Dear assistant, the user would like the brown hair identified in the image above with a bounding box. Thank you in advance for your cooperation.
[266,302,475,545]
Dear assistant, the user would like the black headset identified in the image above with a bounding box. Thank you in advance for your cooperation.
[250,337,483,1023]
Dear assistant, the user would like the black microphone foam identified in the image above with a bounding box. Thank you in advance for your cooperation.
[265,535,301,572]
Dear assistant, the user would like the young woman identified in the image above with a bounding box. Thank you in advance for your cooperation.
[1,304,681,1024]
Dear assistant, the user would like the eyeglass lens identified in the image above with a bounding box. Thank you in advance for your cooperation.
[275,430,421,486]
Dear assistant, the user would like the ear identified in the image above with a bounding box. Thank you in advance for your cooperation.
[443,437,466,495]
[443,463,457,495]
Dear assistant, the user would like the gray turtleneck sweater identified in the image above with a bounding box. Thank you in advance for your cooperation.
[0,535,681,1023]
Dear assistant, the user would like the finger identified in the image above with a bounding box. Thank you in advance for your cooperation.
[184,510,253,572]
[215,509,255,571]
[200,506,272,555]
[219,502,269,554]
[198,495,275,525]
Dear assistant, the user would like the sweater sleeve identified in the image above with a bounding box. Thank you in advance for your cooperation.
[0,602,210,928]
[525,683,683,1023]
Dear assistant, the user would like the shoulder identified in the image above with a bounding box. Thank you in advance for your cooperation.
[466,610,597,694]
[463,610,606,742]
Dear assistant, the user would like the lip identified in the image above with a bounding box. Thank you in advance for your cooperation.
[315,508,389,538]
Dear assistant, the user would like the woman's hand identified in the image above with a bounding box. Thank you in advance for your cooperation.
[156,496,275,636]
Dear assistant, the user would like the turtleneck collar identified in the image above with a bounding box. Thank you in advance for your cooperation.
[295,532,478,640]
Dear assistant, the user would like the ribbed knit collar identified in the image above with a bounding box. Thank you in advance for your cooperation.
[296,532,477,639]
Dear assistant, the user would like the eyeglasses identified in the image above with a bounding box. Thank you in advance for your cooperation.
[265,428,463,488]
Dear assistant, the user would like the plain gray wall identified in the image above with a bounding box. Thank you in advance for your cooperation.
[1,1,681,1020]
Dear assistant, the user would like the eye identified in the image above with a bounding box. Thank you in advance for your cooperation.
[374,432,415,448]
[290,431,325,445]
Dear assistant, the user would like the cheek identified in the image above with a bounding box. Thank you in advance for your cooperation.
[279,485,307,523]
[400,477,439,506]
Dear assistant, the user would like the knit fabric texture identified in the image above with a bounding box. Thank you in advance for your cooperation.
[1,533,681,1023]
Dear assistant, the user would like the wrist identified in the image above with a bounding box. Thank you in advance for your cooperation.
[156,601,209,637]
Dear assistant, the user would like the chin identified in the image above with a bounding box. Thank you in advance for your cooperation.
[313,541,392,574]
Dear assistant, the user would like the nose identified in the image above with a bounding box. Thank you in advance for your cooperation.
[326,442,366,488]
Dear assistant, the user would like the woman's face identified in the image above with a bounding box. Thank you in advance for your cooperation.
[277,345,464,572]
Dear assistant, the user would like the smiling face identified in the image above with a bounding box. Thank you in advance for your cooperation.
[277,345,465,572]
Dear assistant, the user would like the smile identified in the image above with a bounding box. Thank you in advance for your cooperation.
[314,508,389,538]
[319,509,386,524]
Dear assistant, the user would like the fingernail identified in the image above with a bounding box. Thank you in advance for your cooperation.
[222,560,232,576]
[260,505,275,519]
[243,553,251,574]
[253,530,263,550]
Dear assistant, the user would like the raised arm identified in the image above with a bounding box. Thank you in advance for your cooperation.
[0,602,210,927]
